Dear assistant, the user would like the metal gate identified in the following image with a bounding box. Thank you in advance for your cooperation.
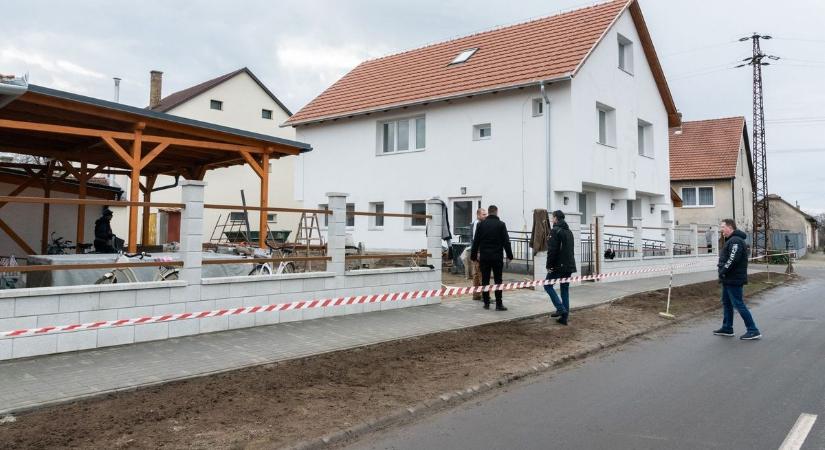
[580,225,594,276]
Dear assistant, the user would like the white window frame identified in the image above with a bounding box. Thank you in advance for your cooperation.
[681,186,715,208]
[596,103,616,147]
[377,116,426,155]
[369,202,384,230]
[637,119,654,158]
[262,108,273,120]
[405,200,427,229]
[450,48,478,65]
[473,123,492,141]
[618,33,634,75]
[532,98,544,117]
[210,99,223,111]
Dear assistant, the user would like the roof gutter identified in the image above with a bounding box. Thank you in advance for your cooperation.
[0,76,28,109]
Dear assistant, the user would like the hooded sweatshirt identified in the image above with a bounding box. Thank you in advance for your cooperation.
[718,229,749,286]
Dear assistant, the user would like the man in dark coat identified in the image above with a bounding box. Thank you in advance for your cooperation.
[544,210,577,325]
[94,208,116,253]
[714,218,761,340]
[471,205,513,310]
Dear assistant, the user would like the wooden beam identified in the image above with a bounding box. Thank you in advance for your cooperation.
[127,129,142,253]
[259,152,270,248]
[76,160,88,252]
[101,135,135,166]
[141,135,265,154]
[141,174,157,245]
[0,171,44,210]
[0,218,35,255]
[0,118,135,140]
[0,196,183,208]
[240,150,264,178]
[41,162,55,254]
[138,141,170,170]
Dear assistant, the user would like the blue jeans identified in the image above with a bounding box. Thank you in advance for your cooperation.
[544,272,570,316]
[721,284,760,333]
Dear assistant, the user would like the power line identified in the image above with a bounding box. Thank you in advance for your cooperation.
[768,148,825,154]
[660,40,739,59]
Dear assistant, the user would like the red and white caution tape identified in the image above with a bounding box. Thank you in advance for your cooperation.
[0,253,791,339]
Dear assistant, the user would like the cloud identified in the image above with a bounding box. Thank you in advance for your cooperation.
[0,45,105,80]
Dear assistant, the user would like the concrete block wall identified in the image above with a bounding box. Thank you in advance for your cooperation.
[0,186,442,361]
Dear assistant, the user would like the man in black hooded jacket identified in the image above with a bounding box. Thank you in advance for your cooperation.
[471,205,513,311]
[714,219,761,340]
[544,210,576,325]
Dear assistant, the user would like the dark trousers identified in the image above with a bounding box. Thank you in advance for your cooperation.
[479,259,504,306]
[544,272,571,317]
[721,284,760,333]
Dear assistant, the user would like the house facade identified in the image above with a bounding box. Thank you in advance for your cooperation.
[669,117,755,231]
[288,0,679,251]
[766,194,819,254]
[116,68,300,241]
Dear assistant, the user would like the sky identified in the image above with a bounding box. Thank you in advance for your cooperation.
[2,0,824,215]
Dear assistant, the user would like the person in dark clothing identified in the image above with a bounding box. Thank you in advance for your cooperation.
[544,210,577,325]
[93,208,116,253]
[714,219,761,340]
[471,205,513,311]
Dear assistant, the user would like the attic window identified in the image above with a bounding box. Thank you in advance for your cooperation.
[450,48,478,65]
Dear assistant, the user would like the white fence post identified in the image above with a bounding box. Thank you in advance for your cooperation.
[664,220,674,257]
[326,192,348,276]
[633,217,643,260]
[594,214,605,274]
[426,198,443,271]
[180,180,205,286]
[690,223,699,257]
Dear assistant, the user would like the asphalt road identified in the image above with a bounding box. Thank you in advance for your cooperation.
[351,267,825,450]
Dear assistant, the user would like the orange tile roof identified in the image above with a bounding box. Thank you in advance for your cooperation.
[669,117,748,180]
[286,0,677,126]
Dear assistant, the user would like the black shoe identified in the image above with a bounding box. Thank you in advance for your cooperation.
[550,311,562,318]
[495,306,508,311]
[483,303,490,310]
[556,317,568,325]
[740,331,762,340]
[713,328,734,337]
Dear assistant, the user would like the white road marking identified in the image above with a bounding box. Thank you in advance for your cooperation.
[778,413,817,450]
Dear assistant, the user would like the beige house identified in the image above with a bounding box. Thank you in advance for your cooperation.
[765,194,820,253]
[669,117,754,231]
[115,68,301,242]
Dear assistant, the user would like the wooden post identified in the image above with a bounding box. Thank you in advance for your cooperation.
[128,126,143,252]
[259,153,270,248]
[141,174,157,246]
[40,162,54,254]
[76,160,87,253]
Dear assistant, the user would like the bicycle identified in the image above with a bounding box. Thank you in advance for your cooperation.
[46,232,75,255]
[247,242,295,276]
[94,252,180,284]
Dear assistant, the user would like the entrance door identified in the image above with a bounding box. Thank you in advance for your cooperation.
[451,197,481,242]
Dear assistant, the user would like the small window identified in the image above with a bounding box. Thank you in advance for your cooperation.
[473,123,492,140]
[262,109,273,119]
[618,34,634,74]
[597,103,616,146]
[681,187,714,207]
[319,204,329,226]
[378,116,425,154]
[266,213,277,222]
[532,99,544,117]
[408,201,427,227]
[450,48,478,65]
[346,203,355,227]
[370,202,385,228]
[637,119,654,157]
[228,211,246,221]
[210,99,223,110]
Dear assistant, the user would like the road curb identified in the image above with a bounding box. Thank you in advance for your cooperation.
[289,276,790,450]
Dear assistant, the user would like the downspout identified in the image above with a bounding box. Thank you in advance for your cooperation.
[540,82,552,211]
[731,179,736,222]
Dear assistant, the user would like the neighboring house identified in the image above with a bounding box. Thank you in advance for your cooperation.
[287,0,680,250]
[669,117,754,231]
[764,194,820,253]
[118,67,300,241]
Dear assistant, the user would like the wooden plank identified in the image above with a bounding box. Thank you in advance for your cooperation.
[201,255,331,265]
[0,218,36,254]
[0,196,185,208]
[0,118,134,140]
[75,160,87,251]
[139,141,170,170]
[101,135,135,165]
[0,172,43,209]
[203,203,332,214]
[344,253,430,260]
[350,211,432,219]
[128,129,142,253]
[0,260,184,273]
[141,174,157,245]
[142,135,265,154]
[239,150,264,177]
[259,153,269,248]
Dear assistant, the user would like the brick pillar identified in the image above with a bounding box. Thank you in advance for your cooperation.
[180,180,205,285]
[326,192,348,276]
[633,217,644,260]
[426,198,443,271]
[149,70,163,109]
[664,220,674,257]
[690,223,699,257]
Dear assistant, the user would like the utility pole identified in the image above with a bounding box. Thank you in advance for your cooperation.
[736,33,778,257]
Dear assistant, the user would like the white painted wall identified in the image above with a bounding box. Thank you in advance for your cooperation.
[295,9,673,250]
[114,71,301,242]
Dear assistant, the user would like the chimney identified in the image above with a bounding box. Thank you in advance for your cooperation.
[149,70,163,109]
[113,77,121,103]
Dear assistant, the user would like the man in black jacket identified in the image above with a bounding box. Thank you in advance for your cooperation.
[94,208,116,253]
[544,210,577,325]
[471,205,513,310]
[714,219,761,340]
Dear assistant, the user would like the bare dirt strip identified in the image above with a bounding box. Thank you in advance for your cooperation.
[0,272,790,449]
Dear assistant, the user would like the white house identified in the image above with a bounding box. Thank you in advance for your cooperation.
[286,0,680,252]
[116,68,302,242]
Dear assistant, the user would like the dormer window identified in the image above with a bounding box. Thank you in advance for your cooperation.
[450,48,478,65]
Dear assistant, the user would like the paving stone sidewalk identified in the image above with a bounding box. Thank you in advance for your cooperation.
[0,269,737,414]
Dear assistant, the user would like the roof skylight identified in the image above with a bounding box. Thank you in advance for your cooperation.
[449,48,478,65]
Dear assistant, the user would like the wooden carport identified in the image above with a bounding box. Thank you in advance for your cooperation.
[0,84,311,253]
